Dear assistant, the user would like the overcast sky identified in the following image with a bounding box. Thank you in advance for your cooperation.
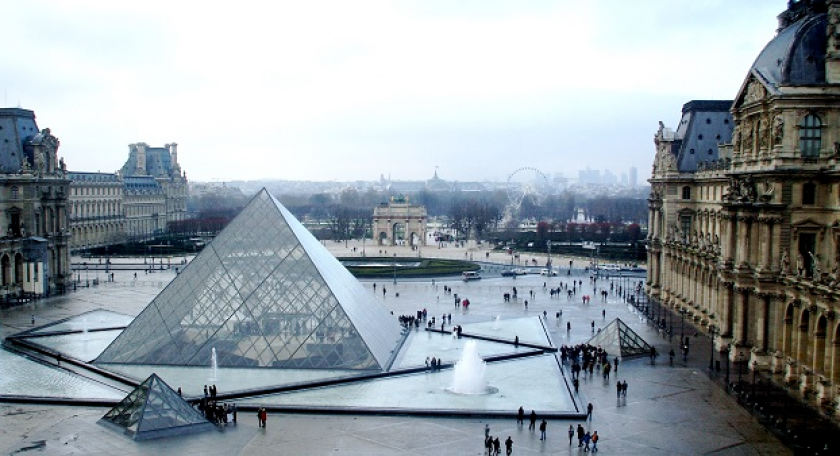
[2,1,785,183]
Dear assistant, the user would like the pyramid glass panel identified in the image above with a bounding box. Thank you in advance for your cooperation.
[99,374,213,440]
[586,318,653,358]
[96,189,404,371]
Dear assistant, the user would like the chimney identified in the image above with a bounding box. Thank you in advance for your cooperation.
[136,142,147,175]
[168,142,178,166]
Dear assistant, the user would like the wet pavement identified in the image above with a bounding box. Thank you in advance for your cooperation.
[0,242,791,454]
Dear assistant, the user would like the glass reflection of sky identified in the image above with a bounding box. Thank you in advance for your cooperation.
[239,355,574,413]
[6,312,573,413]
[0,347,127,399]
[29,329,123,363]
[27,309,133,334]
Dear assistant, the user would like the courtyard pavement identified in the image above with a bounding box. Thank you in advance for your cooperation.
[0,241,790,454]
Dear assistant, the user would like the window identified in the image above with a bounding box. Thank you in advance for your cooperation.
[10,186,18,199]
[802,183,816,205]
[682,186,691,200]
[680,215,692,238]
[798,232,816,277]
[799,114,822,157]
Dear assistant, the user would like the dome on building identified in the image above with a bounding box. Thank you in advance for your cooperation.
[750,1,827,88]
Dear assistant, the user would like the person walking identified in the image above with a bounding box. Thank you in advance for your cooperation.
[573,378,579,394]
[539,419,547,440]
[583,431,592,452]
[505,436,513,456]
[485,423,490,439]
[528,410,537,431]
[613,356,619,373]
[568,425,575,445]
[576,424,585,447]
[622,380,628,397]
[591,431,599,452]
[493,437,501,456]
[616,380,622,399]
[517,406,524,425]
[669,348,675,366]
[586,402,593,420]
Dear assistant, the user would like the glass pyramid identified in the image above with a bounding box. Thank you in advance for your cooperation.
[96,189,404,371]
[98,373,214,440]
[586,318,653,359]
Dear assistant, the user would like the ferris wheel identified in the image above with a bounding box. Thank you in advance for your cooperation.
[506,167,551,211]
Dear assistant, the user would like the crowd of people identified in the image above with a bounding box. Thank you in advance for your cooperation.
[197,384,237,425]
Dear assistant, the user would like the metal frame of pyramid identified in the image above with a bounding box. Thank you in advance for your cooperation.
[98,374,214,440]
[585,318,653,358]
[95,189,405,371]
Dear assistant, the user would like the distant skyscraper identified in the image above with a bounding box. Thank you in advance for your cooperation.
[629,166,638,187]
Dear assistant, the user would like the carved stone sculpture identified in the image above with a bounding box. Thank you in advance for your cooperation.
[797,254,804,277]
[810,252,821,282]
[772,115,784,145]
[758,116,769,148]
[780,250,790,274]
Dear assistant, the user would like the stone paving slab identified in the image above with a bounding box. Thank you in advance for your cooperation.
[0,246,793,454]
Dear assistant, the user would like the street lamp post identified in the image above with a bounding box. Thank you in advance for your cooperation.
[669,308,673,342]
[724,344,731,392]
[708,325,717,371]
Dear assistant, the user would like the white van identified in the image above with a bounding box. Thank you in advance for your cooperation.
[462,271,482,281]
[540,268,557,276]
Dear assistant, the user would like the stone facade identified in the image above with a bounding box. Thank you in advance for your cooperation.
[68,142,189,248]
[372,197,427,246]
[648,0,840,410]
[68,172,124,248]
[0,108,71,297]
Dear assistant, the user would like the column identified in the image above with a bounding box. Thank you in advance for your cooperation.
[770,218,782,273]
[736,216,750,269]
[722,214,736,268]
[721,284,734,338]
[733,289,748,345]
[758,219,771,273]
[756,294,769,352]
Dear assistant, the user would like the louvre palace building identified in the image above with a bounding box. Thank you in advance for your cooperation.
[647,0,840,411]
[68,142,188,249]
[0,108,71,298]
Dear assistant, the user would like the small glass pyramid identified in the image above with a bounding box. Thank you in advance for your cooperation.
[99,374,214,440]
[586,318,653,358]
[96,189,404,371]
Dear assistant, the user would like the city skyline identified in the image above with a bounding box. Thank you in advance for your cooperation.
[1,1,783,182]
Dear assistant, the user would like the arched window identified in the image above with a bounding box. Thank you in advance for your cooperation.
[682,186,691,200]
[799,114,822,157]
[802,182,816,205]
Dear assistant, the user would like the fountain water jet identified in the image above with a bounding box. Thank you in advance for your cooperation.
[449,340,489,395]
[209,348,218,381]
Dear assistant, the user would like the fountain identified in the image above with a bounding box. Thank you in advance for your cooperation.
[493,315,501,330]
[209,348,218,381]
[449,340,489,395]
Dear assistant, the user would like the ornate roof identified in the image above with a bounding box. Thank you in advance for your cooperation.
[750,2,828,89]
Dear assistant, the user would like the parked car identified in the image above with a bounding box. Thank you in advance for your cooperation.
[501,269,517,277]
[540,268,557,276]
[513,268,529,275]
